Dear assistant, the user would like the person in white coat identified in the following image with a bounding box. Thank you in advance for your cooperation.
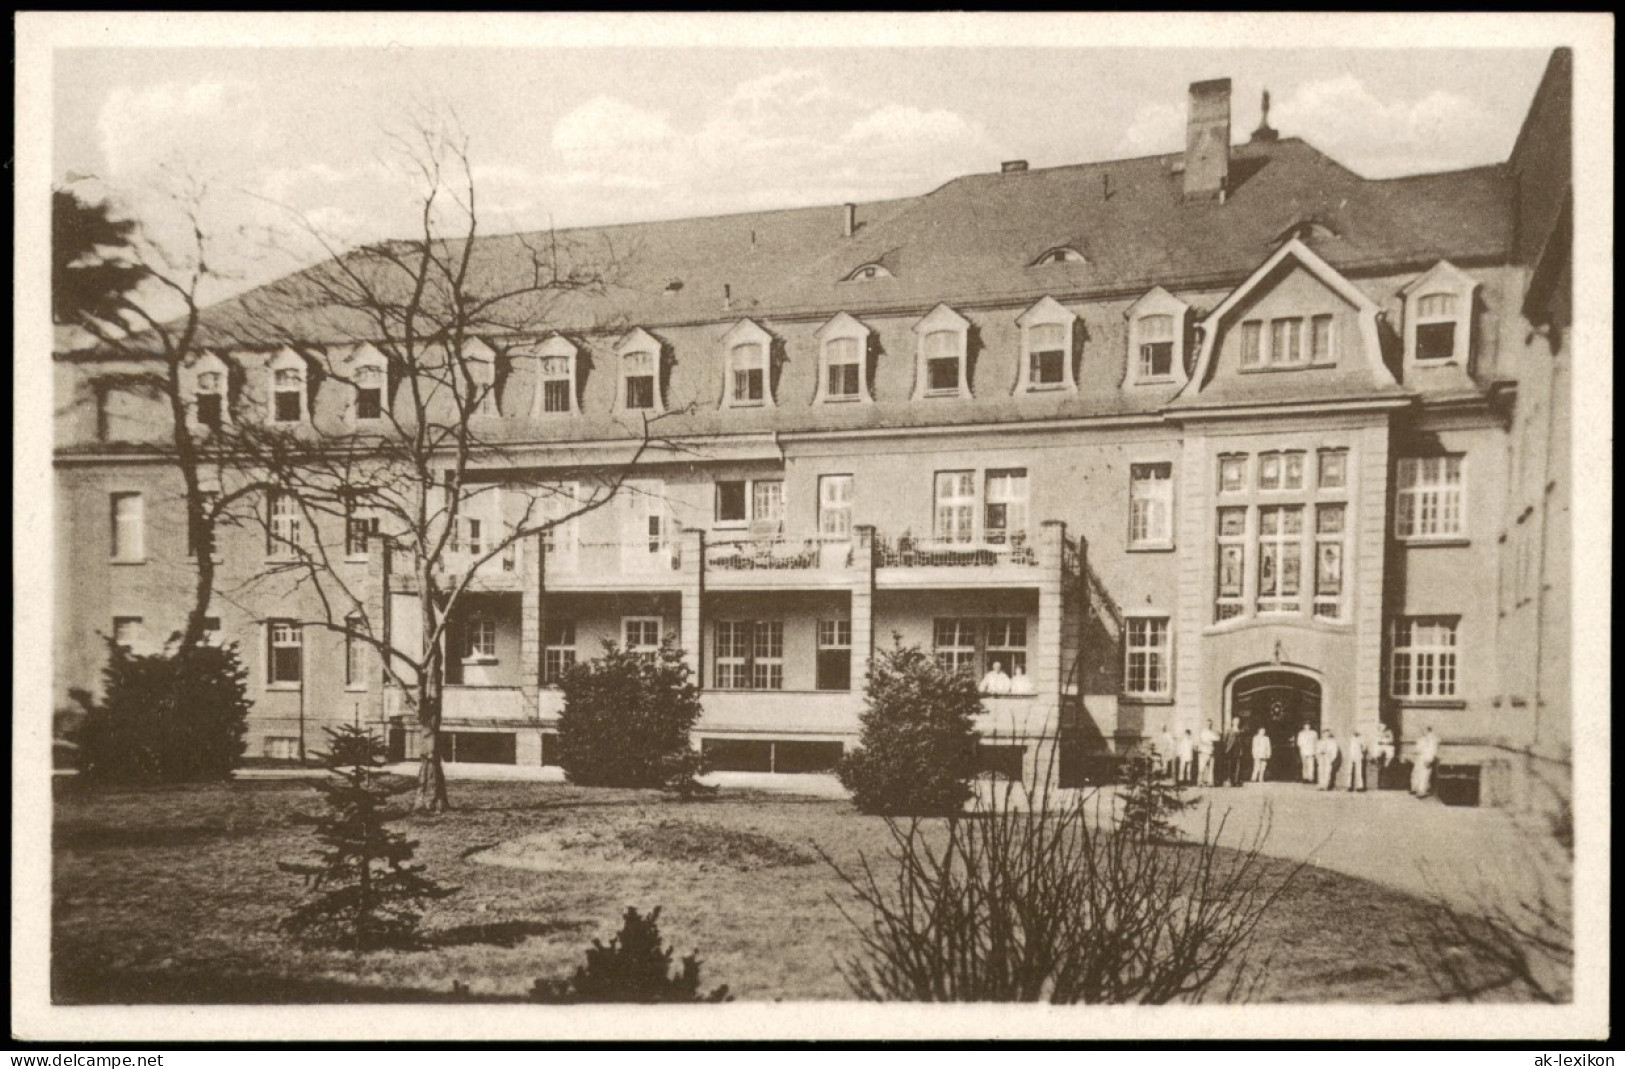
[1250,728,1272,783]
[1373,723,1397,777]
[1411,726,1440,797]
[1197,721,1220,787]
[1317,729,1339,791]
[1346,730,1367,792]
[1296,724,1319,784]
[979,661,1012,695]
[1176,729,1196,785]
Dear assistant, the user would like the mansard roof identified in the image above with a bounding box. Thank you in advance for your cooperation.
[192,137,1512,349]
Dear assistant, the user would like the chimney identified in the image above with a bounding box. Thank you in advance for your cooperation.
[1184,78,1231,201]
[843,203,856,238]
[1001,159,1029,174]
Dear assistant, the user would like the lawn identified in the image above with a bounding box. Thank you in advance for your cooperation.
[52,776,1526,1004]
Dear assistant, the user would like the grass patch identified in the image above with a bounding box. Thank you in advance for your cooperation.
[51,778,1538,1004]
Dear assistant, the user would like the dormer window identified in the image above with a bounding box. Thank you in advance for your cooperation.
[1031,247,1085,267]
[913,304,971,400]
[814,312,872,404]
[1124,287,1190,387]
[464,341,499,418]
[1015,296,1077,393]
[720,320,775,410]
[844,263,892,282]
[354,366,384,421]
[1400,260,1478,368]
[615,328,665,415]
[268,349,308,424]
[529,334,579,417]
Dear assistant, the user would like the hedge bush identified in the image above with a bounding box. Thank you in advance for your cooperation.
[75,638,250,784]
[836,638,981,816]
[556,638,705,792]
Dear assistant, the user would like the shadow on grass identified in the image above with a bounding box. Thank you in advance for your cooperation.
[53,966,527,1005]
[427,918,588,948]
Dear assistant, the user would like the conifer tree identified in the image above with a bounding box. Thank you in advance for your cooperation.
[1116,744,1199,844]
[280,725,453,950]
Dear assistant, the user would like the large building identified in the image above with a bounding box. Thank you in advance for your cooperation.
[54,56,1573,809]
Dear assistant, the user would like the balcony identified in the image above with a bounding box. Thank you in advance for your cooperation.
[543,538,684,590]
[704,533,856,589]
[875,532,1043,588]
[442,684,529,725]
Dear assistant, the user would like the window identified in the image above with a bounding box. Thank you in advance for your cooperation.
[459,517,485,556]
[986,618,1027,678]
[268,620,302,685]
[825,337,862,400]
[1240,321,1263,368]
[112,616,143,651]
[816,619,852,691]
[346,510,380,559]
[110,492,144,562]
[1137,315,1175,379]
[187,490,219,560]
[1317,449,1348,490]
[933,618,979,676]
[818,475,853,537]
[1282,451,1305,490]
[1392,617,1459,699]
[354,365,384,421]
[1256,506,1304,614]
[543,620,576,685]
[196,371,225,428]
[1129,463,1174,548]
[1214,506,1247,622]
[1218,455,1247,494]
[1257,451,1304,491]
[1415,294,1459,362]
[268,492,301,559]
[1031,247,1085,266]
[714,478,781,527]
[1310,314,1334,363]
[925,331,961,394]
[273,367,304,423]
[845,263,892,281]
[1270,318,1304,365]
[540,483,580,564]
[730,343,766,405]
[345,615,368,688]
[1028,323,1068,387]
[934,471,976,544]
[264,736,300,760]
[713,620,783,690]
[1314,505,1345,621]
[464,615,497,662]
[623,351,656,410]
[620,480,671,570]
[1395,456,1465,540]
[1124,617,1171,697]
[984,469,1028,547]
[623,617,662,660]
[1258,453,1282,491]
[532,356,569,414]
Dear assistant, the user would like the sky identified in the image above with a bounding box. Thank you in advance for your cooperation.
[48,18,1557,302]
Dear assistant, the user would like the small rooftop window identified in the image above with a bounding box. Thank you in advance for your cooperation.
[843,263,893,283]
[1030,247,1086,267]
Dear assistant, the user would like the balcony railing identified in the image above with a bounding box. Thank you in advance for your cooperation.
[435,538,522,579]
[705,534,854,572]
[545,538,682,576]
[877,534,1038,568]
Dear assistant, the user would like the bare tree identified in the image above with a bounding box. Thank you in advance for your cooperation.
[209,114,669,812]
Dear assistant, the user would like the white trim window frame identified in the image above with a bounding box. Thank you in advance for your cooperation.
[267,490,302,561]
[1128,462,1175,549]
[933,470,977,544]
[1015,296,1077,394]
[1401,261,1479,369]
[818,474,854,537]
[816,618,853,691]
[1255,504,1305,615]
[543,619,577,685]
[1214,505,1248,623]
[110,491,145,563]
[1269,317,1306,366]
[347,343,389,425]
[621,480,673,572]
[267,619,302,687]
[720,320,775,410]
[913,304,972,400]
[933,617,979,676]
[1124,287,1190,387]
[1391,616,1460,699]
[814,312,872,404]
[1123,615,1171,698]
[1395,455,1466,541]
[985,617,1028,678]
[184,351,230,431]
[714,477,783,530]
[345,508,380,561]
[616,328,665,415]
[708,620,788,691]
[1313,504,1347,622]
[622,616,663,661]
[983,469,1029,548]
[268,348,308,425]
[1309,313,1336,365]
[463,614,498,663]
[531,334,579,417]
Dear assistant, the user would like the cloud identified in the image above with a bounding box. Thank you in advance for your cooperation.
[552,96,674,160]
[97,79,259,181]
[1272,75,1493,175]
[1116,102,1183,157]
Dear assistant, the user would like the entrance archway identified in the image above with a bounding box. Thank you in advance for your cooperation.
[1228,669,1321,782]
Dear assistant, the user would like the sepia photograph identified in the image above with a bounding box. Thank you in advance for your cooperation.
[13,11,1612,1045]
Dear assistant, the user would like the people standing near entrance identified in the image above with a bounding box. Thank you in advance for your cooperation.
[1177,729,1195,785]
[1223,725,1247,786]
[1411,726,1440,798]
[1346,730,1367,792]
[1317,729,1339,791]
[1197,720,1219,787]
[1373,723,1397,778]
[1250,728,1272,783]
[1296,723,1319,784]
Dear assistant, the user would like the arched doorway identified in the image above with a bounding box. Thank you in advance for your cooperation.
[1228,669,1321,781]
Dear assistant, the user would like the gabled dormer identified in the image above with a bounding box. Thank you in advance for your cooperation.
[720,319,775,410]
[912,303,972,401]
[1399,260,1480,372]
[345,343,389,426]
[182,350,231,432]
[461,337,501,419]
[528,333,580,418]
[267,347,312,426]
[1123,287,1191,388]
[616,327,665,415]
[813,312,873,405]
[1014,296,1077,395]
[1175,238,1396,406]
